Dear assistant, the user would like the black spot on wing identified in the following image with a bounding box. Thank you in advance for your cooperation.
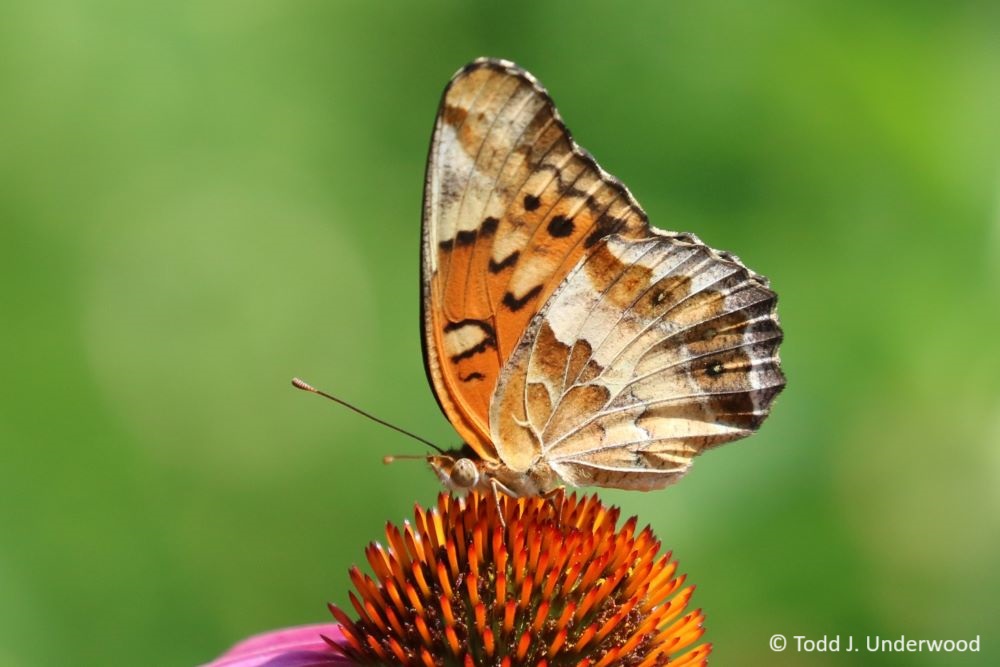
[439,216,500,249]
[523,194,541,211]
[451,341,493,363]
[481,216,500,234]
[584,214,627,248]
[460,372,486,382]
[502,285,543,312]
[488,251,520,273]
[547,215,575,238]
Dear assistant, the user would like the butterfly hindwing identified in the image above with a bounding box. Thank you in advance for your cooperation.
[490,233,785,490]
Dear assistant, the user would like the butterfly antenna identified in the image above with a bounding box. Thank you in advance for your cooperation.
[382,454,428,465]
[291,377,448,455]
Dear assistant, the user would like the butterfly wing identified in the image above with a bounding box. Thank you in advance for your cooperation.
[422,59,649,458]
[490,232,785,489]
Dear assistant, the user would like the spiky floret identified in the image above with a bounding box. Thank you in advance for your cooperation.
[327,491,710,666]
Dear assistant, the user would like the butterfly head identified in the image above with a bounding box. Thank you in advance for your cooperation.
[427,445,566,498]
[427,444,488,492]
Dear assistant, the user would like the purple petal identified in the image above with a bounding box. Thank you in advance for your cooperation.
[202,624,353,666]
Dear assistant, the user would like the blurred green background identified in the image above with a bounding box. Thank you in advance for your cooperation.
[2,1,998,665]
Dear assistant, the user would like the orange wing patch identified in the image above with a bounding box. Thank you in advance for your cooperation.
[422,60,649,460]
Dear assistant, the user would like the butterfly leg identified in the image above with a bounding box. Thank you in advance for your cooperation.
[541,487,565,527]
[489,479,507,529]
[488,478,519,529]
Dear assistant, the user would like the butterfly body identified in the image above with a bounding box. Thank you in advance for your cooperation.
[421,59,785,496]
[429,451,560,497]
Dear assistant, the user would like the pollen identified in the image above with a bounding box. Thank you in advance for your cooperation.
[326,491,710,666]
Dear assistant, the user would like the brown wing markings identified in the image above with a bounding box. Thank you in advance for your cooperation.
[522,239,663,442]
[427,67,549,450]
[441,72,526,320]
[423,301,498,456]
[463,104,561,318]
[552,459,687,492]
[617,336,783,403]
[423,62,576,458]
[443,65,565,328]
[426,320,496,456]
[445,61,653,364]
[561,334,781,441]
[561,239,710,390]
[472,91,558,242]
[423,62,564,459]
[488,251,520,273]
[423,60,659,463]
[501,284,544,312]
[552,238,664,397]
[495,161,595,312]
[484,135,579,352]
[442,215,499,249]
[565,240,761,389]
[483,145,574,276]
[478,60,652,227]
[443,318,497,362]
[547,435,705,465]
[542,383,610,443]
[562,231,781,401]
[541,384,781,458]
[457,80,548,318]
[564,338,596,393]
[423,66,516,458]
[622,280,779,385]
[490,337,542,472]
[433,66,504,291]
[473,115,557,282]
[521,236,690,429]
[546,308,782,462]
[523,321,569,429]
[630,291,782,372]
[515,242,638,444]
[512,236,783,464]
[627,306,781,386]
[499,171,627,323]
[599,358,782,433]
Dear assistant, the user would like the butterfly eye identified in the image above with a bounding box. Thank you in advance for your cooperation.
[450,458,480,488]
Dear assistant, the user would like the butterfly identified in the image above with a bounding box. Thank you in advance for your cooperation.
[420,58,785,497]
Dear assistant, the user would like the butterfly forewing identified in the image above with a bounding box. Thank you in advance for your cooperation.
[422,59,649,462]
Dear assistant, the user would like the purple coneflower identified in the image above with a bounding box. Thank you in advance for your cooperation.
[206,491,710,666]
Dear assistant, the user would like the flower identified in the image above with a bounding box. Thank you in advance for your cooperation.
[203,491,710,666]
[328,490,710,666]
[204,624,350,666]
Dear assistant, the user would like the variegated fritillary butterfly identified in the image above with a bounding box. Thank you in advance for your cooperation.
[418,58,785,497]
